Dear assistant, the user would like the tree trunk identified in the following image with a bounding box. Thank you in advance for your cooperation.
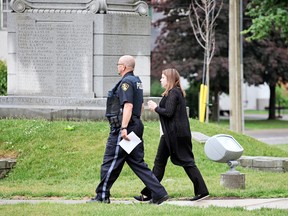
[210,89,219,122]
[268,84,276,120]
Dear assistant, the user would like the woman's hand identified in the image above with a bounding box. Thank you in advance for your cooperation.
[147,100,157,111]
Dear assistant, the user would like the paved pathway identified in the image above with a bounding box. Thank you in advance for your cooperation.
[167,198,288,210]
[244,114,288,145]
[218,113,288,145]
[244,113,288,121]
[244,128,288,145]
[1,198,288,210]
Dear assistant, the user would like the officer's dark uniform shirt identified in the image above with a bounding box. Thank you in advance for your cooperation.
[117,71,143,117]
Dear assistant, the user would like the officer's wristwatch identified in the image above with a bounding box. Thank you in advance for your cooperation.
[121,127,127,130]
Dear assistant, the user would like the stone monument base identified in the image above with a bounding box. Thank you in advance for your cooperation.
[220,173,245,189]
[0,96,160,121]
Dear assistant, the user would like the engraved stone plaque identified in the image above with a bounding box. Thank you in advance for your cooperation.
[16,19,93,97]
[3,1,152,120]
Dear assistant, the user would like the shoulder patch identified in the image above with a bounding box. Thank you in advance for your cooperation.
[121,83,129,91]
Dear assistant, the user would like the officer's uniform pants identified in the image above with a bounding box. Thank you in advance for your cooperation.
[95,119,167,200]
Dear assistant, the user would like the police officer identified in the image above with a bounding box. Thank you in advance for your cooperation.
[87,55,168,205]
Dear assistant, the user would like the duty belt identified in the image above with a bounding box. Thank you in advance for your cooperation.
[108,115,139,128]
[108,115,122,128]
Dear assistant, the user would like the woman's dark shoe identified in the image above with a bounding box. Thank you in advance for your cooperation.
[149,194,169,205]
[133,194,152,202]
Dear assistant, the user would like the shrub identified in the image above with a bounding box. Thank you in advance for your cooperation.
[276,84,288,107]
[186,81,200,118]
[150,79,163,96]
[0,60,7,95]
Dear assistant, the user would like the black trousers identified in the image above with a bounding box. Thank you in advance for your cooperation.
[141,135,209,197]
[95,119,167,200]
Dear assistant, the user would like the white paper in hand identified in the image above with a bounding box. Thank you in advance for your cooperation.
[119,131,142,154]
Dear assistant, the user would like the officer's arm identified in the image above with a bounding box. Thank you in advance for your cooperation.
[121,102,133,140]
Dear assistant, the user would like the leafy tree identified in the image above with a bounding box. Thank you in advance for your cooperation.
[150,0,204,79]
[276,84,288,110]
[149,0,229,120]
[189,0,223,122]
[150,79,163,96]
[242,0,288,119]
[243,35,288,119]
[186,80,201,118]
[148,0,288,120]
[0,60,7,95]
[243,0,288,42]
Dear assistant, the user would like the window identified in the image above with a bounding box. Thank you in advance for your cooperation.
[1,0,12,30]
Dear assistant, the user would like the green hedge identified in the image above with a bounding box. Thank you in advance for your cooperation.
[0,60,7,95]
[276,84,288,107]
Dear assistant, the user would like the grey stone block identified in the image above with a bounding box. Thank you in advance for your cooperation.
[0,160,7,169]
[220,173,245,189]
[254,167,284,173]
[238,156,254,167]
[253,158,277,168]
[239,156,288,173]
[283,161,288,172]
[192,132,210,143]
[0,159,16,179]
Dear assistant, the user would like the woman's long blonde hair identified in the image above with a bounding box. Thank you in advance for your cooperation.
[161,68,186,97]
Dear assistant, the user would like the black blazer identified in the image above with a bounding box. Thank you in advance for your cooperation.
[155,87,195,166]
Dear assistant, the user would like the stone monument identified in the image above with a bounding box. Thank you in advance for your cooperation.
[0,0,154,120]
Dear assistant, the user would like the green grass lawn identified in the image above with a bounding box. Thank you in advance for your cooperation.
[212,109,288,130]
[0,118,287,215]
[245,109,288,115]
[213,118,288,130]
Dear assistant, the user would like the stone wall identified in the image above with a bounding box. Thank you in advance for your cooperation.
[239,156,288,173]
[0,158,16,179]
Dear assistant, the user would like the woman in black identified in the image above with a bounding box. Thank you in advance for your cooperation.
[134,68,209,202]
